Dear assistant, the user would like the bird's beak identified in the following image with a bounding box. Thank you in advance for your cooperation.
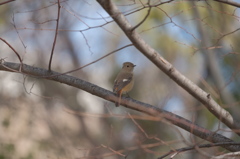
[134,65,136,67]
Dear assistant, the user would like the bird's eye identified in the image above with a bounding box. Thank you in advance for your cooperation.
[127,65,129,67]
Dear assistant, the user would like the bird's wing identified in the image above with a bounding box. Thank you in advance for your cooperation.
[113,72,132,93]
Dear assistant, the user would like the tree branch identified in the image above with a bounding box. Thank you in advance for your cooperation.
[0,37,22,64]
[48,0,61,71]
[211,151,240,159]
[96,0,240,135]
[159,142,240,159]
[0,61,240,152]
[0,0,15,6]
[213,0,240,8]
[131,0,152,31]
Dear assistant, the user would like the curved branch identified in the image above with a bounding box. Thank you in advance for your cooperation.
[0,37,22,64]
[96,0,240,135]
[0,61,240,152]
[131,1,152,31]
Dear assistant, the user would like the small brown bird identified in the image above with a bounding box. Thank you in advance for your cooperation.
[113,62,136,106]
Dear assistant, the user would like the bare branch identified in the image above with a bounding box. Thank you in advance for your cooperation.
[131,0,152,31]
[80,31,94,54]
[159,142,240,159]
[0,37,22,64]
[48,0,61,71]
[211,151,240,159]
[12,13,27,49]
[0,61,240,152]
[44,44,133,78]
[216,28,240,45]
[78,142,162,158]
[213,0,240,8]
[0,0,15,5]
[96,0,240,135]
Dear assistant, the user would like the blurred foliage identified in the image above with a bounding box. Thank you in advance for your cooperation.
[0,143,15,159]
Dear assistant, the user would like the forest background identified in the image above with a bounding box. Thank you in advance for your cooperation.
[1,0,240,159]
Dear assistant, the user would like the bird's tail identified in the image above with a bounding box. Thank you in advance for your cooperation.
[115,90,122,107]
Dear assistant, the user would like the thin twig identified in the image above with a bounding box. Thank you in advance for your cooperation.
[0,38,22,63]
[158,142,240,159]
[44,44,133,78]
[215,28,240,45]
[12,13,27,49]
[131,0,152,31]
[48,0,61,71]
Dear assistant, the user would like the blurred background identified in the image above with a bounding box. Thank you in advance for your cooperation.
[0,0,240,158]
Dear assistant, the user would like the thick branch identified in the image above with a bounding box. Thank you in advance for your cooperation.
[96,0,240,135]
[0,61,240,152]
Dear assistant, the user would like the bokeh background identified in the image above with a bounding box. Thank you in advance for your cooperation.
[0,0,240,158]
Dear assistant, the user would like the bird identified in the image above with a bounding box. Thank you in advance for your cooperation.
[113,62,136,107]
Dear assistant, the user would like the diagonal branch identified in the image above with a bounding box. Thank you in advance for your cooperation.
[0,61,240,152]
[96,0,240,135]
[213,0,240,8]
[44,44,133,78]
[0,0,15,6]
